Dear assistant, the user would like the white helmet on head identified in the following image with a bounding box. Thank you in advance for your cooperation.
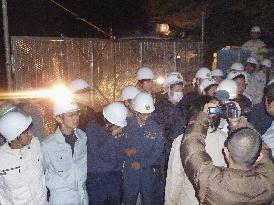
[0,112,32,142]
[216,79,238,100]
[53,100,80,117]
[163,71,184,87]
[132,92,155,114]
[211,69,224,77]
[261,59,272,68]
[195,67,211,79]
[121,86,141,101]
[137,67,154,80]
[199,79,218,94]
[69,79,91,93]
[103,102,128,127]
[251,26,261,33]
[227,71,248,83]
[246,57,259,66]
[231,62,244,71]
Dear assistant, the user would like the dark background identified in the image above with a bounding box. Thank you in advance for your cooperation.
[0,0,273,88]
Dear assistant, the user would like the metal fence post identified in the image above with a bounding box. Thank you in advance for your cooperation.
[2,0,12,90]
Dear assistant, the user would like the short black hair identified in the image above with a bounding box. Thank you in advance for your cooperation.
[204,83,218,94]
[170,82,184,89]
[225,127,262,165]
[138,79,152,84]
[233,74,246,81]
[265,83,274,104]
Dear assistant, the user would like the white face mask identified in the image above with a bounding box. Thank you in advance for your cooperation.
[169,91,184,103]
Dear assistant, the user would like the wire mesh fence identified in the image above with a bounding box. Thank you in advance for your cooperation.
[11,36,202,134]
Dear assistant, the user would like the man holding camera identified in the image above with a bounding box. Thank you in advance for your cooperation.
[180,100,274,204]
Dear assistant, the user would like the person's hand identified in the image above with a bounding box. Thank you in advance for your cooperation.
[203,101,219,115]
[125,147,137,157]
[229,116,249,130]
[225,101,242,117]
[131,162,141,171]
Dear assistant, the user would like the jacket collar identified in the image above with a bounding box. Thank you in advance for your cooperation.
[54,127,78,144]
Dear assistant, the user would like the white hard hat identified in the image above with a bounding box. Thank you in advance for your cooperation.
[199,79,218,94]
[251,26,261,33]
[216,79,238,100]
[137,67,154,80]
[195,67,211,79]
[103,102,128,127]
[261,59,272,68]
[0,112,32,142]
[132,92,155,114]
[246,57,259,65]
[231,62,244,71]
[69,79,91,93]
[227,71,248,83]
[121,86,141,101]
[53,100,80,117]
[211,69,224,77]
[163,71,184,87]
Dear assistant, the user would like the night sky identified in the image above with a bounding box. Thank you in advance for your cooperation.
[0,0,273,87]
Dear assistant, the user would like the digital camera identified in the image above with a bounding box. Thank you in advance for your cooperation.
[208,101,239,119]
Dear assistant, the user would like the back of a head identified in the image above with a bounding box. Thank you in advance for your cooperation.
[226,128,262,166]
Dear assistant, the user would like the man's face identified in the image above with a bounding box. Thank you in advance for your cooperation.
[206,85,218,97]
[251,32,260,40]
[234,77,246,95]
[265,98,274,117]
[17,127,33,146]
[57,111,80,130]
[245,63,256,74]
[170,84,184,97]
[141,80,153,93]
[213,76,222,83]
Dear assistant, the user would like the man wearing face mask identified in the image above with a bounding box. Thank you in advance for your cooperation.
[86,102,128,205]
[155,72,187,175]
[123,92,165,205]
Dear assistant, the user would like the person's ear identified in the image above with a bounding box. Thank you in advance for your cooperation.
[255,152,264,163]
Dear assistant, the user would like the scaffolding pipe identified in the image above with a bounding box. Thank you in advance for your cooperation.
[2,0,12,90]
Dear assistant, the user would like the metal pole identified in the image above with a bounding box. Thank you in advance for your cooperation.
[2,0,12,90]
[201,7,205,66]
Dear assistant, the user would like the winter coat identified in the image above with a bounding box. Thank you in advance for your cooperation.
[0,137,48,205]
[180,112,274,204]
[42,128,88,205]
[165,128,227,205]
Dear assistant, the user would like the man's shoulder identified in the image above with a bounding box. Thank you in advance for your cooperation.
[75,128,87,140]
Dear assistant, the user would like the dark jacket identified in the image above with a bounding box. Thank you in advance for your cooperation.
[248,102,273,135]
[180,112,274,204]
[155,94,187,144]
[86,121,125,173]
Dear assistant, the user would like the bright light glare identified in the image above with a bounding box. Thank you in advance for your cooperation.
[50,84,73,103]
[0,83,73,102]
[156,76,165,84]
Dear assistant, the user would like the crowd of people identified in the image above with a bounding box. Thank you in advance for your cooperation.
[0,26,274,205]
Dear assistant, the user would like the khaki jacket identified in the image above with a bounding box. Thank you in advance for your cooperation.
[180,112,274,204]
[165,128,227,205]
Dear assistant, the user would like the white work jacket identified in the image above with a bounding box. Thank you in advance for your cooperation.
[165,128,227,205]
[0,137,48,205]
[262,120,274,158]
[42,128,88,205]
